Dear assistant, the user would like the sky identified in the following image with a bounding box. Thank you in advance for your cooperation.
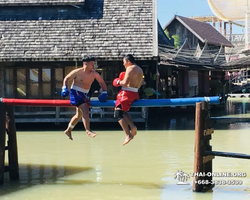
[157,0,245,34]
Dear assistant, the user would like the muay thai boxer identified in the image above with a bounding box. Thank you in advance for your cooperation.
[113,54,143,146]
[61,56,108,140]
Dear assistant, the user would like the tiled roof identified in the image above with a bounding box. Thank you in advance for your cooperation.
[0,0,156,61]
[164,15,233,48]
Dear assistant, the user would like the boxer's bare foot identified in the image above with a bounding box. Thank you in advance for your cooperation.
[65,129,73,140]
[86,130,97,138]
[122,134,134,146]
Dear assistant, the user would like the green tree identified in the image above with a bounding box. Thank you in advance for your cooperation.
[172,34,181,49]
[164,29,171,39]
[164,29,181,49]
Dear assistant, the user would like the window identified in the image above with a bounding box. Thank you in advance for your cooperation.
[5,68,14,97]
[55,68,63,98]
[17,69,27,98]
[29,68,39,97]
[42,68,51,97]
[4,66,66,99]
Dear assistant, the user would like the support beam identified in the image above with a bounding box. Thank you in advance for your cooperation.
[173,38,188,59]
[206,150,250,159]
[214,44,223,62]
[196,41,208,60]
[0,102,6,184]
[6,106,19,180]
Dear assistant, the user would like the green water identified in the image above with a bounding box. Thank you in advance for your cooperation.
[1,99,250,200]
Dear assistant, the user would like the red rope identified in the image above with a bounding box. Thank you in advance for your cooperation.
[1,98,72,107]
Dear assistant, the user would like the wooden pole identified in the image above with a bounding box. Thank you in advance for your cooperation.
[204,135,213,190]
[219,21,222,34]
[6,105,19,180]
[193,101,206,192]
[229,22,232,42]
[223,22,227,37]
[212,18,215,28]
[0,102,6,184]
[203,115,214,190]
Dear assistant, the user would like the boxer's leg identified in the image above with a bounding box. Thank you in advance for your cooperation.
[79,102,97,138]
[114,108,133,145]
[64,107,83,140]
[123,112,137,137]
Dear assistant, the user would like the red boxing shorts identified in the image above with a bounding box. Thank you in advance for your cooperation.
[115,87,139,112]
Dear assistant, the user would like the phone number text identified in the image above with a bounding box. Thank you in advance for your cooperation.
[195,180,243,185]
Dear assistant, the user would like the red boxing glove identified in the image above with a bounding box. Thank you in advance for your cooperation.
[113,78,121,87]
[119,72,126,80]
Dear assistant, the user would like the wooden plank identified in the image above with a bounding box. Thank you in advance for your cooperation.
[61,111,143,115]
[211,117,250,123]
[203,155,215,163]
[6,106,19,180]
[15,111,143,116]
[0,102,6,185]
[14,111,56,116]
[14,118,146,123]
[204,128,214,136]
[206,150,250,159]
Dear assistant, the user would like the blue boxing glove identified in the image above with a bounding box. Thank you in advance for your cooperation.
[61,85,69,97]
[98,91,108,102]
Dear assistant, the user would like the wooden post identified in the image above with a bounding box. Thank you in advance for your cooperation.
[0,102,6,184]
[229,22,232,42]
[212,17,215,28]
[6,105,19,180]
[204,137,213,189]
[193,101,206,192]
[55,107,60,125]
[223,22,227,37]
[219,21,222,34]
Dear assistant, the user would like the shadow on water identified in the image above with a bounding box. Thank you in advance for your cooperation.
[0,164,162,196]
[56,180,162,189]
[0,164,93,196]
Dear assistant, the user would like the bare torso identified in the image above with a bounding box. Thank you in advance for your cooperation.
[72,68,96,90]
[126,65,143,88]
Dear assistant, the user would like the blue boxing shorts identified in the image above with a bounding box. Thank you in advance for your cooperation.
[70,85,90,107]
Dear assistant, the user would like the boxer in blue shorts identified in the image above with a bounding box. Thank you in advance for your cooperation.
[61,56,108,140]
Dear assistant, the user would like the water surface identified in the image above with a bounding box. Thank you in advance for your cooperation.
[1,99,250,200]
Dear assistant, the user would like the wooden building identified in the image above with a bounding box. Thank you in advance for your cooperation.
[158,15,233,98]
[0,0,162,123]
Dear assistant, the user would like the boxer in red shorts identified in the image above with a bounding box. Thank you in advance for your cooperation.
[115,88,139,112]
[113,54,143,146]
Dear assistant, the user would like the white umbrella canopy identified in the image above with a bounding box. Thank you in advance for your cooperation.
[208,0,250,21]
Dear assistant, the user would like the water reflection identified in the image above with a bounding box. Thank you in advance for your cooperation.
[215,99,250,117]
[1,164,92,195]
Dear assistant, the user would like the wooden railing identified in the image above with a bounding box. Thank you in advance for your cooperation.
[13,107,148,125]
